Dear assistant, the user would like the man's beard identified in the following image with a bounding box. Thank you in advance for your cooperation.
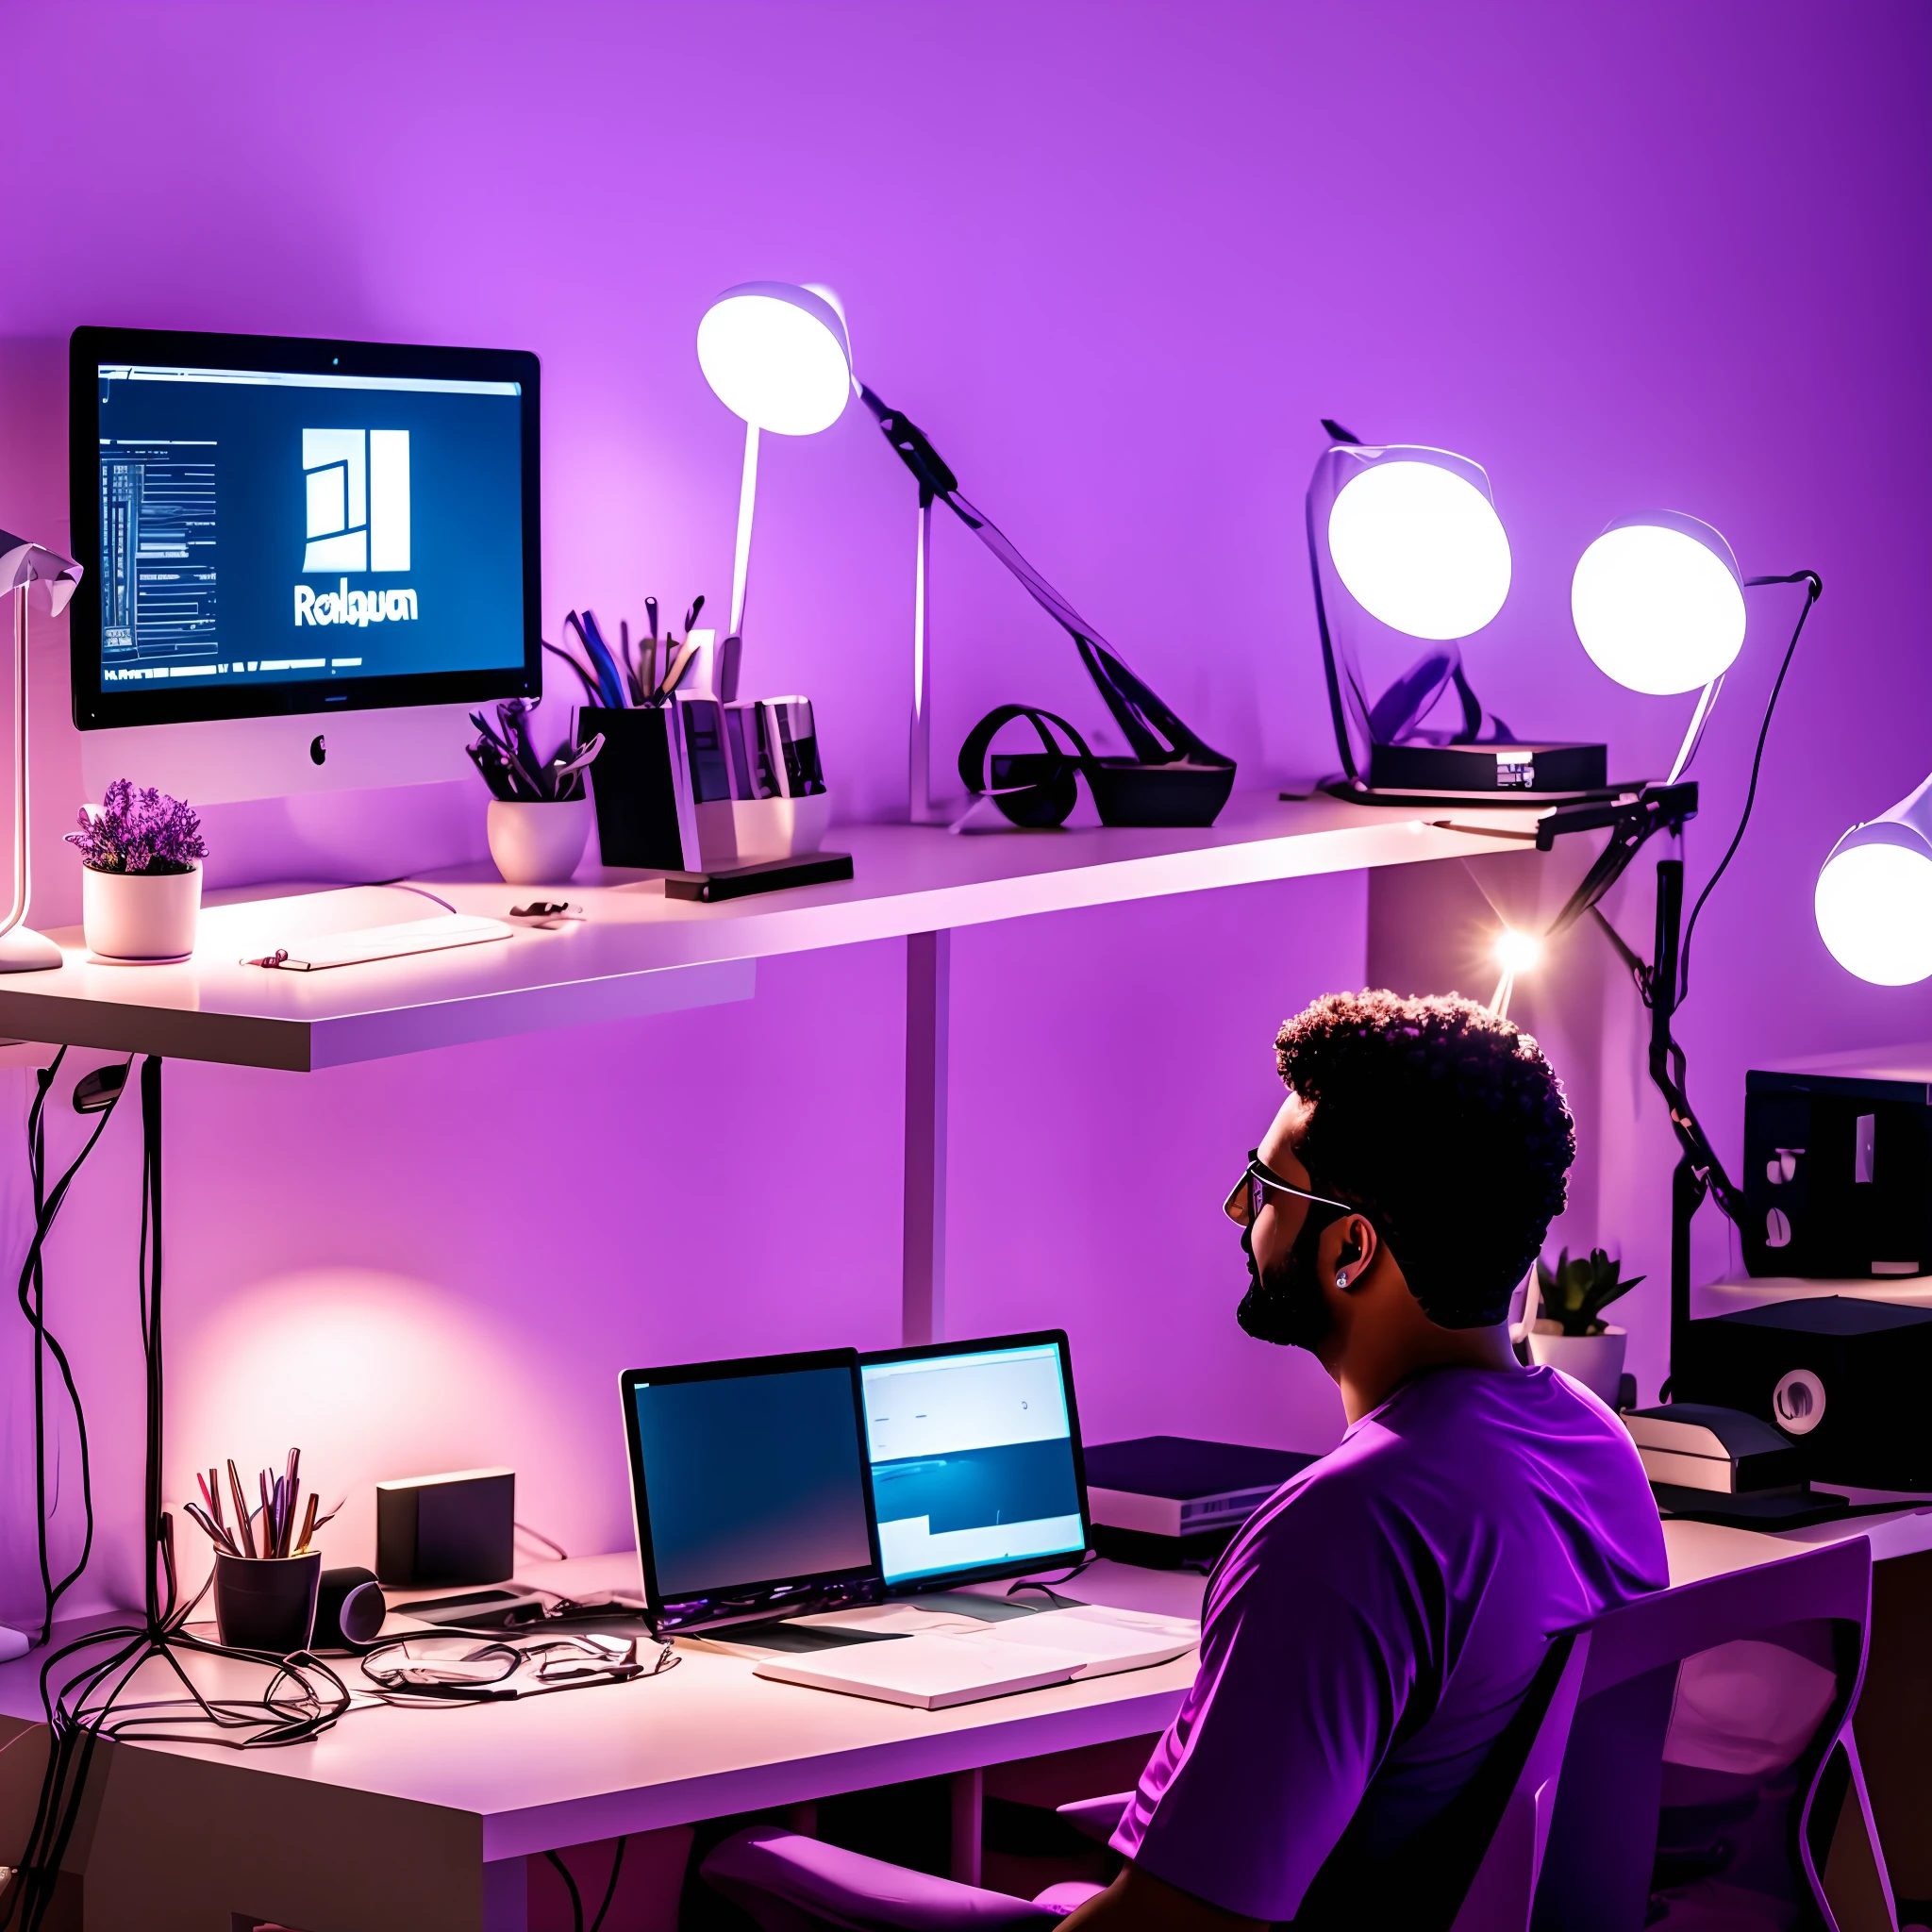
[1237,1208,1336,1350]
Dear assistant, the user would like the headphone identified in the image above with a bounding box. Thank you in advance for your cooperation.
[958,706,1097,829]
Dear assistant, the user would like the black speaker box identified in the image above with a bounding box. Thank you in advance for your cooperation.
[1673,1298,1932,1490]
[375,1467,515,1588]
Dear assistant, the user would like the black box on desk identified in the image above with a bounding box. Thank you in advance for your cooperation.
[1741,1058,1932,1278]
[1084,1436,1317,1569]
[375,1467,515,1588]
[1673,1298,1932,1490]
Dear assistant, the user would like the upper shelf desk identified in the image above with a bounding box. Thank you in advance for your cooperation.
[0,792,1525,1074]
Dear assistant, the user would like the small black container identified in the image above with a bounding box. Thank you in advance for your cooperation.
[1086,759,1236,828]
[214,1550,322,1655]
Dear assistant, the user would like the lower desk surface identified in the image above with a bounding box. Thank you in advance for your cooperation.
[6,1516,1930,1931]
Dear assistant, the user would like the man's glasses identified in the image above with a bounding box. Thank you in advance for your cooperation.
[1224,1151,1354,1229]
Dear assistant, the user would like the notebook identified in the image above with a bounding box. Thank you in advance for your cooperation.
[751,1602,1199,1709]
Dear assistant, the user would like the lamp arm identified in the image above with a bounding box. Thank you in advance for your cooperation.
[858,386,1233,770]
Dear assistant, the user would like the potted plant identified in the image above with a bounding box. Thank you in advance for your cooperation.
[1526,1247,1644,1407]
[68,780,208,962]
[467,697,605,885]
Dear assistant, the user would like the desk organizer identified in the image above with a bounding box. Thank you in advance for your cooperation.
[214,1549,322,1655]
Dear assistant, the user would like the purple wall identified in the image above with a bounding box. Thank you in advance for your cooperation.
[0,0,1928,1617]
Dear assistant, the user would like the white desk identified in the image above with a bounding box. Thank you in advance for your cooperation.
[0,1555,1201,1932]
[8,1509,1932,1932]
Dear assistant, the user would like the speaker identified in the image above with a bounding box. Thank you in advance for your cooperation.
[375,1468,515,1588]
[315,1566,387,1648]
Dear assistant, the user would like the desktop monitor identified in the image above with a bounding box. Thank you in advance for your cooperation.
[859,1331,1091,1593]
[67,325,541,825]
[621,1350,883,1634]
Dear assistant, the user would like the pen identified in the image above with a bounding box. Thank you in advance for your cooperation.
[296,1492,319,1556]
[229,1460,257,1558]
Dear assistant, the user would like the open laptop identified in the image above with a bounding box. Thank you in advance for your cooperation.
[859,1331,1091,1595]
[620,1338,1197,1707]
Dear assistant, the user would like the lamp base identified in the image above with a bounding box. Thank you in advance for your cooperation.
[0,926,62,972]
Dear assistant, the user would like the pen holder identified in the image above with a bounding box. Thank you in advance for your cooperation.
[214,1549,323,1656]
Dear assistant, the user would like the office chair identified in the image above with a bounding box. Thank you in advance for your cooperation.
[702,1628,1591,1931]
[1533,1536,1893,1932]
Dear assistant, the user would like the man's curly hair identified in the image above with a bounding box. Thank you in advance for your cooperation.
[1274,990,1574,1329]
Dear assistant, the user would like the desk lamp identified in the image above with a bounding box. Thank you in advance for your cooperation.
[1814,774,1932,986]
[1307,428,1607,801]
[1486,516,1821,1418]
[696,281,854,695]
[0,532,83,974]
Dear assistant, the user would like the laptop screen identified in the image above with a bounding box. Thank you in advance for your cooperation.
[860,1335,1088,1590]
[624,1351,880,1631]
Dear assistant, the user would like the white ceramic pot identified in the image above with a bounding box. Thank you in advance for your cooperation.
[729,791,833,866]
[487,798,591,885]
[82,863,202,961]
[1526,1322,1628,1407]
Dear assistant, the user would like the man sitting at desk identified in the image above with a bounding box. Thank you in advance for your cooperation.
[1067,991,1666,1931]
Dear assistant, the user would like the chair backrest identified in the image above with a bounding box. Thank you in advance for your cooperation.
[1532,1537,1882,1932]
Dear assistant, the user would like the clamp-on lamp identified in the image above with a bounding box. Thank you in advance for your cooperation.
[1307,427,1607,801]
[0,532,83,974]
[1815,774,1932,987]
[696,281,854,694]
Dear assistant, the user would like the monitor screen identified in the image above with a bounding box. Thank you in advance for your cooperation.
[861,1334,1088,1590]
[70,326,541,731]
[624,1352,880,1631]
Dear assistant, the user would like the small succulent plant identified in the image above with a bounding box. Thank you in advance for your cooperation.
[66,778,207,875]
[1537,1247,1645,1338]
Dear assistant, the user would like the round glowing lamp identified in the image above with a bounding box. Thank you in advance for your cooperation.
[1815,774,1932,985]
[695,281,855,645]
[1326,458,1512,641]
[1571,512,1746,697]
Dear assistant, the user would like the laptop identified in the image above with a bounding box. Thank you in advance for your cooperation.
[620,1336,1198,1706]
[859,1331,1092,1595]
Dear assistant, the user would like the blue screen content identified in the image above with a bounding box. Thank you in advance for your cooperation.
[632,1367,875,1598]
[862,1342,1084,1586]
[92,362,525,692]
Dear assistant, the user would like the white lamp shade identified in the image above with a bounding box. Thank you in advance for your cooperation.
[1815,774,1932,985]
[697,282,853,436]
[1325,458,1512,641]
[1570,514,1746,696]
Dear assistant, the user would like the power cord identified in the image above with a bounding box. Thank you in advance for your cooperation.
[545,1838,627,1932]
[1677,570,1822,1001]
[18,1049,132,1645]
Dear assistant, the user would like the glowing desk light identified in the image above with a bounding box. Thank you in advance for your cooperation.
[1572,512,1747,784]
[0,533,83,974]
[1816,774,1932,986]
[696,281,854,676]
[1307,431,1604,799]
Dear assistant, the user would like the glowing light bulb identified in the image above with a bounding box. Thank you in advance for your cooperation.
[1326,459,1512,641]
[696,283,853,436]
[1571,515,1746,696]
[1815,836,1932,986]
[1493,928,1543,974]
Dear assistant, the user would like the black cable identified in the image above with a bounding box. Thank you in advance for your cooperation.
[1678,571,1822,1001]
[17,1050,130,1645]
[545,1850,586,1932]
[591,1837,626,1932]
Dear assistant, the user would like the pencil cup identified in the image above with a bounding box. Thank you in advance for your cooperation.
[214,1549,323,1655]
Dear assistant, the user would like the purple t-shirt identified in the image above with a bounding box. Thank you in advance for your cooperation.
[1112,1364,1667,1922]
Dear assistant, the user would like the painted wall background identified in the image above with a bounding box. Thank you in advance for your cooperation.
[0,0,1927,1619]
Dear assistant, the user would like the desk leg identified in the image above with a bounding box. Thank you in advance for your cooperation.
[481,1856,528,1932]
[950,1768,983,1887]
[902,929,951,1347]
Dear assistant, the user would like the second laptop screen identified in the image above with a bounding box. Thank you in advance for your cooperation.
[861,1341,1083,1586]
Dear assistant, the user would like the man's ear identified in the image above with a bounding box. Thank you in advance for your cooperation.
[1333,1216,1378,1291]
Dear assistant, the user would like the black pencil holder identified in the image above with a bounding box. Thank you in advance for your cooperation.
[585,705,687,870]
[214,1549,322,1655]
